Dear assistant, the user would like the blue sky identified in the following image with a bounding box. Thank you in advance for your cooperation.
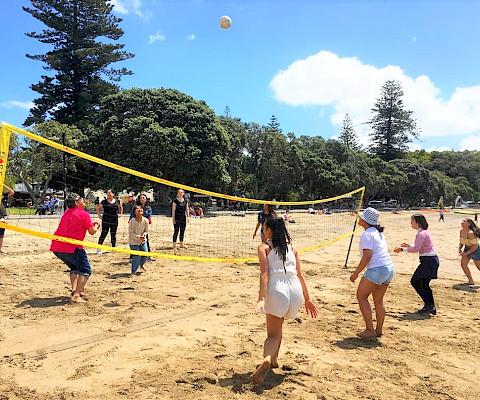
[1,0,480,151]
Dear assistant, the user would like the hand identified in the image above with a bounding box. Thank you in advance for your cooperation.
[458,249,463,256]
[401,243,409,248]
[350,272,359,282]
[305,299,318,318]
[254,299,265,314]
[93,221,100,228]
[393,247,403,253]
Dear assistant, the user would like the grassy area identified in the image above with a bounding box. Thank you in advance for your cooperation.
[6,207,37,215]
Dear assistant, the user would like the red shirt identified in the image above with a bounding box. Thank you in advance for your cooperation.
[50,207,93,253]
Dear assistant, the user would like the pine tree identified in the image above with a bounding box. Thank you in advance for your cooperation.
[268,115,282,132]
[338,114,360,152]
[23,0,134,128]
[224,105,231,117]
[368,80,418,161]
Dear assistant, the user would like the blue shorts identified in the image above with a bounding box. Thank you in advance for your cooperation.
[364,265,394,285]
[465,246,480,260]
[53,248,92,277]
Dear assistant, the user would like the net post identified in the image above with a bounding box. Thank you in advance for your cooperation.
[344,186,365,269]
[0,124,12,191]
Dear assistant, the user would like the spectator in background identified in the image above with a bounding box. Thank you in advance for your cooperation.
[0,185,15,254]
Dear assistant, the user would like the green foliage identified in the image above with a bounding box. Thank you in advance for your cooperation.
[338,114,361,153]
[24,0,134,128]
[86,88,231,191]
[368,80,418,161]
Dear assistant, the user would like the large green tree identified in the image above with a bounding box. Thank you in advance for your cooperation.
[338,114,361,154]
[368,80,418,161]
[86,88,232,194]
[24,0,133,128]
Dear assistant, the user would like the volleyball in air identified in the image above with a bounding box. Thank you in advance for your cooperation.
[219,15,232,29]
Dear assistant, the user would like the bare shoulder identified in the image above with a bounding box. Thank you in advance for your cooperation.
[258,242,269,252]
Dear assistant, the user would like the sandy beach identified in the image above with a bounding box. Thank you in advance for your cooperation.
[0,211,479,400]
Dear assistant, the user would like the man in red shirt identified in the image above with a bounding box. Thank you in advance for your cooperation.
[50,193,99,303]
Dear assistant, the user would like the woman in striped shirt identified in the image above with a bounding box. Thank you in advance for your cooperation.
[394,214,439,315]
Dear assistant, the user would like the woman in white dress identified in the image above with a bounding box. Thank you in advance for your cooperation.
[252,216,318,384]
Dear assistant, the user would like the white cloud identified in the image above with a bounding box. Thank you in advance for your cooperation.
[460,135,480,151]
[0,100,34,110]
[109,0,151,19]
[148,32,166,44]
[269,50,480,144]
[186,33,196,41]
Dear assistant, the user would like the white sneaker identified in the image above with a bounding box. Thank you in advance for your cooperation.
[96,249,103,255]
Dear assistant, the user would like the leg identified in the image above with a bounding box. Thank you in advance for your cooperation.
[411,277,428,306]
[474,259,480,272]
[172,224,180,251]
[110,223,118,247]
[372,284,389,336]
[0,237,5,254]
[252,314,284,384]
[98,222,110,245]
[356,277,378,337]
[130,245,141,274]
[179,223,186,247]
[70,273,78,292]
[72,275,88,302]
[423,278,435,308]
[460,256,474,284]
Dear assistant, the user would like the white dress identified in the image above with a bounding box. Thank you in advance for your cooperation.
[263,244,304,319]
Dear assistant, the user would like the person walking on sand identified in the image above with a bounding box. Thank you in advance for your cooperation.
[350,207,395,338]
[438,208,445,222]
[129,205,149,276]
[253,204,276,242]
[252,216,317,384]
[172,189,190,254]
[394,214,439,315]
[457,218,480,286]
[50,193,100,303]
[0,184,14,254]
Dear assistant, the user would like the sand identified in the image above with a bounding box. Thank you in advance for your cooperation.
[0,211,479,400]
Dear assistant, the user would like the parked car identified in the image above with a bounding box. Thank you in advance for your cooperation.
[367,200,384,209]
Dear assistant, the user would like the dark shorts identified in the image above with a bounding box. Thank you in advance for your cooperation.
[53,248,92,277]
[465,246,480,260]
[0,228,4,238]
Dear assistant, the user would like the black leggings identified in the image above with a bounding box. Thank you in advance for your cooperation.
[173,223,186,243]
[98,220,118,247]
[411,277,434,307]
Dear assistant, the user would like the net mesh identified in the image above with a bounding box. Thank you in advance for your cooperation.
[0,122,365,262]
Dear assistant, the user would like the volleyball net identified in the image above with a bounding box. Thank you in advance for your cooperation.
[0,122,365,263]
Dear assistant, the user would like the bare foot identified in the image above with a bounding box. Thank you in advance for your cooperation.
[271,361,279,369]
[179,244,187,249]
[71,295,86,304]
[375,331,383,337]
[252,357,271,384]
[357,330,377,339]
[461,282,475,286]
[140,265,146,271]
[0,249,8,254]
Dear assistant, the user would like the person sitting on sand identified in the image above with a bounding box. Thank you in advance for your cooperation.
[394,214,439,315]
[350,207,395,338]
[129,205,149,276]
[50,193,99,303]
[457,218,480,286]
[252,216,317,384]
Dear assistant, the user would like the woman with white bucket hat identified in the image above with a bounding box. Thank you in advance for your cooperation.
[350,207,395,338]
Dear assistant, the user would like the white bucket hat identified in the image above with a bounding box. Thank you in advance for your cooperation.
[359,207,380,226]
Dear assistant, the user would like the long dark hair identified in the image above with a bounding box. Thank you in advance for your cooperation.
[132,205,143,218]
[136,193,150,208]
[412,214,429,230]
[466,219,480,238]
[264,216,292,263]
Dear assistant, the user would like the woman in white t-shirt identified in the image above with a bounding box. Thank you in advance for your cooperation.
[350,207,395,339]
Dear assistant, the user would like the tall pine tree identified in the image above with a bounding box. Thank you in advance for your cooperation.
[368,80,418,161]
[338,114,360,152]
[268,115,282,132]
[24,0,134,128]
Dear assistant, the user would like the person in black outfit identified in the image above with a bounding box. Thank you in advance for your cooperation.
[172,189,190,253]
[96,189,123,254]
[253,204,276,242]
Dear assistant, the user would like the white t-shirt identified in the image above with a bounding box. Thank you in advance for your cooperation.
[359,227,392,269]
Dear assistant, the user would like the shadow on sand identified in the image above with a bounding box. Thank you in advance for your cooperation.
[334,336,382,350]
[16,296,70,308]
[218,369,285,394]
[452,283,479,293]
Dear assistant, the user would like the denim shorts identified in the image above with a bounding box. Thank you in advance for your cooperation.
[465,246,480,260]
[53,248,92,277]
[364,265,394,285]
